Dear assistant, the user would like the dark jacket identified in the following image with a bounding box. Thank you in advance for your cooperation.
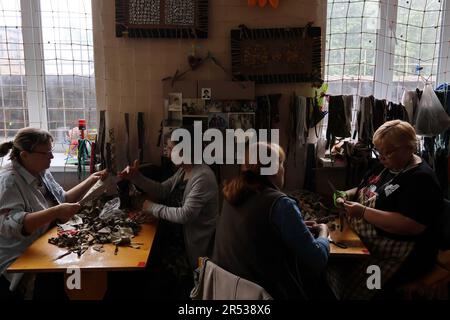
[212,185,306,299]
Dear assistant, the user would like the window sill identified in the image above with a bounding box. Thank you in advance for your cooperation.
[0,153,87,173]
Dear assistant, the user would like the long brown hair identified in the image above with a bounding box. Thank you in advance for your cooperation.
[0,127,53,161]
[223,142,285,206]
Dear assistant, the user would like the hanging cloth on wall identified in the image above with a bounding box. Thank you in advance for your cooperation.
[372,98,387,132]
[386,101,408,122]
[434,84,450,156]
[97,110,106,170]
[401,90,418,125]
[342,95,353,129]
[354,96,374,143]
[326,95,351,148]
[425,83,450,198]
[256,94,281,130]
[286,93,299,162]
[435,83,450,112]
[137,112,145,163]
[303,143,316,192]
[306,96,328,138]
[297,95,308,145]
[344,141,375,189]
[124,113,131,165]
[286,93,309,164]
[108,128,116,174]
[105,142,112,173]
[118,112,131,209]
[256,96,271,130]
[77,139,89,180]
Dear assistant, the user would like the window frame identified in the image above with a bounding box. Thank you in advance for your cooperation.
[326,0,450,99]
[1,0,96,152]
[20,0,48,130]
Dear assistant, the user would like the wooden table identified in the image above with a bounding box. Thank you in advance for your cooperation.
[7,222,157,300]
[329,217,370,257]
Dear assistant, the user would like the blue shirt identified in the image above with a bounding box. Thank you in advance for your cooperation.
[0,160,66,276]
[271,196,330,271]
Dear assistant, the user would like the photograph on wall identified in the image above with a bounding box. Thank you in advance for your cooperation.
[205,100,223,113]
[208,113,228,131]
[241,100,257,112]
[201,88,211,100]
[228,113,255,131]
[168,92,182,111]
[220,100,241,113]
[182,98,206,115]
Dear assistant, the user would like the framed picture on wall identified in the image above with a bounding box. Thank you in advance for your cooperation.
[228,113,255,131]
[182,98,206,115]
[208,113,228,131]
[115,0,209,38]
[231,26,322,84]
[168,92,182,111]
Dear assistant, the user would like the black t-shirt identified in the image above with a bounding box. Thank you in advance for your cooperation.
[358,161,443,236]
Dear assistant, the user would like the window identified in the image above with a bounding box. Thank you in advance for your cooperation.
[0,0,96,148]
[326,0,450,101]
[0,0,27,140]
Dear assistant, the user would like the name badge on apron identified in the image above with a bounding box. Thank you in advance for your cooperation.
[384,184,400,197]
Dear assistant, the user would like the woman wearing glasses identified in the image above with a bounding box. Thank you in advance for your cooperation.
[329,120,443,299]
[0,127,107,300]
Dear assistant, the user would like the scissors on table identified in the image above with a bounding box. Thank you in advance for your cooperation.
[328,234,348,249]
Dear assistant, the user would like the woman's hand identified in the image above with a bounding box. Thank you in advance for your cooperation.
[142,199,154,213]
[141,199,158,222]
[343,201,366,219]
[305,220,329,238]
[89,169,108,183]
[118,160,140,180]
[335,195,346,205]
[56,202,81,223]
[333,190,347,207]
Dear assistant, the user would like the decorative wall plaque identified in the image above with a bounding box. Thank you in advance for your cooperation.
[231,26,322,84]
[115,0,209,38]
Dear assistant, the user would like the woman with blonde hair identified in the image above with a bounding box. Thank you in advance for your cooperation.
[213,142,330,299]
[331,120,443,299]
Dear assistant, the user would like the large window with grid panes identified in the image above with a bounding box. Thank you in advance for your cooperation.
[0,0,96,150]
[325,0,450,101]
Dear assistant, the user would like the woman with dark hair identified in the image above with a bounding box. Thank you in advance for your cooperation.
[213,142,330,299]
[0,127,107,299]
[118,126,219,298]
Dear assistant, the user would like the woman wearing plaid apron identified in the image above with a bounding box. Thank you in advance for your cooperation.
[328,120,442,299]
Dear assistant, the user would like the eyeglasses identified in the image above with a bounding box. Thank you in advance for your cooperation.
[30,148,54,156]
[373,146,403,159]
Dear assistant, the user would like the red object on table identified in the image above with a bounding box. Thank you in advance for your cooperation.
[78,119,86,139]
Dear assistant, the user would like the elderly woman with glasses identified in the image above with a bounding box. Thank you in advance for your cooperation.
[329,120,443,299]
[0,127,107,299]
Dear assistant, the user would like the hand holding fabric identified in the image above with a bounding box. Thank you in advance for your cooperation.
[343,200,366,219]
[118,160,139,180]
